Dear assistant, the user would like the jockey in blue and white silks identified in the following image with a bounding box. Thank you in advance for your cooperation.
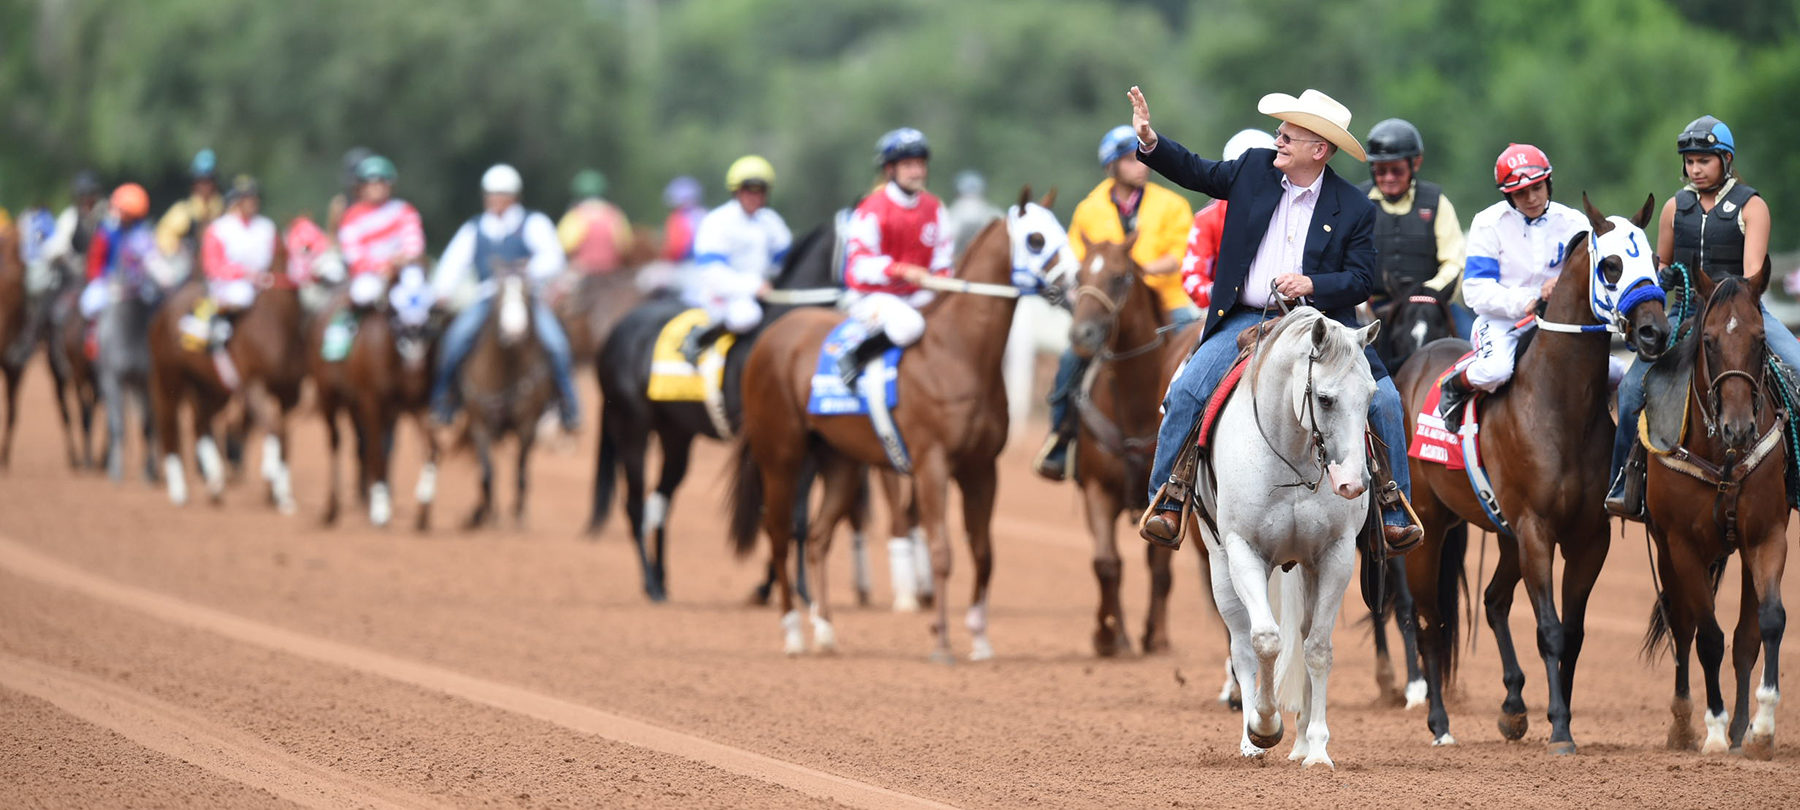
[429,164,579,432]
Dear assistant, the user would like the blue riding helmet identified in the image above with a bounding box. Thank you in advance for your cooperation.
[190,148,218,180]
[1098,125,1139,167]
[1677,115,1734,156]
[876,128,930,167]
[663,175,702,208]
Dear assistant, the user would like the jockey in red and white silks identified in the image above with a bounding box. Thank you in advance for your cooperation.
[201,179,277,311]
[337,155,433,327]
[842,180,954,348]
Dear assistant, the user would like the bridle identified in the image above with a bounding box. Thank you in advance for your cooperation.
[1250,289,1332,492]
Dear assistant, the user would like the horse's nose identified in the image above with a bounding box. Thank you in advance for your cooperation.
[1724,420,1757,452]
[1635,322,1667,358]
[1326,462,1366,500]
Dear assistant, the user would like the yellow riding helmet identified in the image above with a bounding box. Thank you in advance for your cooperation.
[725,155,775,192]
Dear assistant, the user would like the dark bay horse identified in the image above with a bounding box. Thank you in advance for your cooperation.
[308,292,441,530]
[0,223,27,467]
[1641,268,1787,758]
[1397,194,1670,753]
[49,287,101,470]
[1063,234,1187,657]
[458,269,557,528]
[588,222,866,603]
[147,263,306,511]
[728,192,1074,660]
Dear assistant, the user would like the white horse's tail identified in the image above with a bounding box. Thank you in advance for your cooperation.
[1272,566,1308,713]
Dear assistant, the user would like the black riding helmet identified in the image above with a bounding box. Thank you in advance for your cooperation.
[1365,119,1424,163]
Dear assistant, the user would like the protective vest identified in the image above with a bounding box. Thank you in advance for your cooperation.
[470,214,530,282]
[1672,180,1758,279]
[1361,179,1441,292]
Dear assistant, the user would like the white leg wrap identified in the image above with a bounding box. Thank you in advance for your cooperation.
[809,603,836,652]
[414,463,437,505]
[967,602,993,662]
[781,609,805,656]
[260,434,282,482]
[644,492,669,534]
[164,455,188,506]
[910,527,933,597]
[1405,679,1428,710]
[889,537,918,612]
[195,437,225,496]
[1701,709,1731,754]
[369,482,393,527]
[850,531,871,595]
[1752,685,1780,737]
[1432,733,1456,746]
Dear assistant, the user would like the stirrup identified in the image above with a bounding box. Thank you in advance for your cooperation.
[1136,486,1188,550]
[1604,443,1648,520]
[1033,433,1074,482]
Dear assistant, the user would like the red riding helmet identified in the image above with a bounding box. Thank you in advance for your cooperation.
[1495,143,1552,193]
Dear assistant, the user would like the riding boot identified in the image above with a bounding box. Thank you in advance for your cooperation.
[1604,441,1648,520]
[838,332,897,388]
[1034,353,1087,481]
[680,322,728,367]
[1366,431,1424,555]
[1436,369,1476,422]
[1139,420,1206,549]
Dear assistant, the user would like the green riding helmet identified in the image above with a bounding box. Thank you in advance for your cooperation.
[357,155,398,183]
[572,169,607,200]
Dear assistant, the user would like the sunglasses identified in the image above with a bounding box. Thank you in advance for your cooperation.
[1274,130,1327,147]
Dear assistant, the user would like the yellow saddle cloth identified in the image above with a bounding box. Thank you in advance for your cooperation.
[647,308,736,402]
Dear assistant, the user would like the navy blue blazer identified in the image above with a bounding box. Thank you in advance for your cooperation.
[1140,136,1389,380]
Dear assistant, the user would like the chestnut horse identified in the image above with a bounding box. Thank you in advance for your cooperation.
[728,191,1073,660]
[0,223,25,467]
[146,257,306,512]
[1063,234,1187,657]
[1397,194,1671,753]
[307,292,442,530]
[1641,268,1787,758]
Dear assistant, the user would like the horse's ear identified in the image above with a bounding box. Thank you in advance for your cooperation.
[1432,281,1454,303]
[1121,230,1140,255]
[1017,186,1032,214]
[1751,257,1773,298]
[1632,193,1655,230]
[1692,263,1719,299]
[1038,188,1057,209]
[1078,232,1095,255]
[1357,320,1381,347]
[1581,192,1613,235]
[1310,316,1327,349]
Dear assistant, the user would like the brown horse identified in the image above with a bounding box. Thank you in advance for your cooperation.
[1641,268,1787,759]
[0,223,25,467]
[554,224,657,370]
[1397,194,1671,753]
[459,269,557,528]
[727,191,1073,660]
[147,257,306,511]
[48,287,102,470]
[1062,234,1186,656]
[308,290,442,530]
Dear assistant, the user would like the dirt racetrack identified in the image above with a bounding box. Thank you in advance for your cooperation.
[2,356,1798,809]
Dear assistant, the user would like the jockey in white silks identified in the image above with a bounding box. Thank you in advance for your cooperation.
[678,155,792,364]
[1437,143,1625,415]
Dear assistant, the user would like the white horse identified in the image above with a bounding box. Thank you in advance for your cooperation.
[1193,308,1379,768]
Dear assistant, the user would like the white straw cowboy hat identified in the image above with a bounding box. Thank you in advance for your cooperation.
[1257,89,1367,162]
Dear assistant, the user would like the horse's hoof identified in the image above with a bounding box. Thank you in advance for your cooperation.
[1240,739,1269,758]
[855,589,871,608]
[1092,628,1127,658]
[1301,753,1335,770]
[1140,632,1170,655]
[928,648,956,666]
[645,587,667,604]
[1498,712,1529,741]
[892,594,920,613]
[917,592,936,610]
[1432,733,1456,747]
[1742,733,1775,761]
[1247,719,1284,750]
[969,637,994,662]
[746,588,772,607]
[1547,740,1577,756]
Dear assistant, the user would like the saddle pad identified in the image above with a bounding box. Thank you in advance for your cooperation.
[1194,355,1251,451]
[1408,351,1479,469]
[647,308,737,402]
[806,319,902,416]
[1640,326,1698,455]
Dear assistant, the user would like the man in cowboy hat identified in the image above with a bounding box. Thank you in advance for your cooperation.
[1127,85,1421,553]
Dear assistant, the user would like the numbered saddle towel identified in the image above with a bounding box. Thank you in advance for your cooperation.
[807,319,903,416]
[1408,351,1480,469]
[647,308,736,402]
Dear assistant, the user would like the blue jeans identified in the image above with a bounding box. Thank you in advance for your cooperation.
[1612,301,1800,486]
[1449,302,1475,340]
[1048,349,1082,430]
[1148,309,1411,526]
[431,295,580,424]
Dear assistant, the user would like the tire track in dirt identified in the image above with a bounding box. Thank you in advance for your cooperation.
[0,653,443,810]
[0,535,956,810]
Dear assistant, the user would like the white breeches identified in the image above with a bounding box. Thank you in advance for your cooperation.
[79,281,110,320]
[694,265,765,333]
[350,265,434,326]
[845,292,927,347]
[208,279,257,310]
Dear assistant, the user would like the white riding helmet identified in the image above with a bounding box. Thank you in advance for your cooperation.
[1222,129,1276,161]
[482,163,523,195]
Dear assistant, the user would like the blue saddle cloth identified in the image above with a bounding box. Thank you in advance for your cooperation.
[807,319,903,416]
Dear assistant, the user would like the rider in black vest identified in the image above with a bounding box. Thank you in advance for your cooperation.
[1607,115,1793,518]
[1357,119,1472,336]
